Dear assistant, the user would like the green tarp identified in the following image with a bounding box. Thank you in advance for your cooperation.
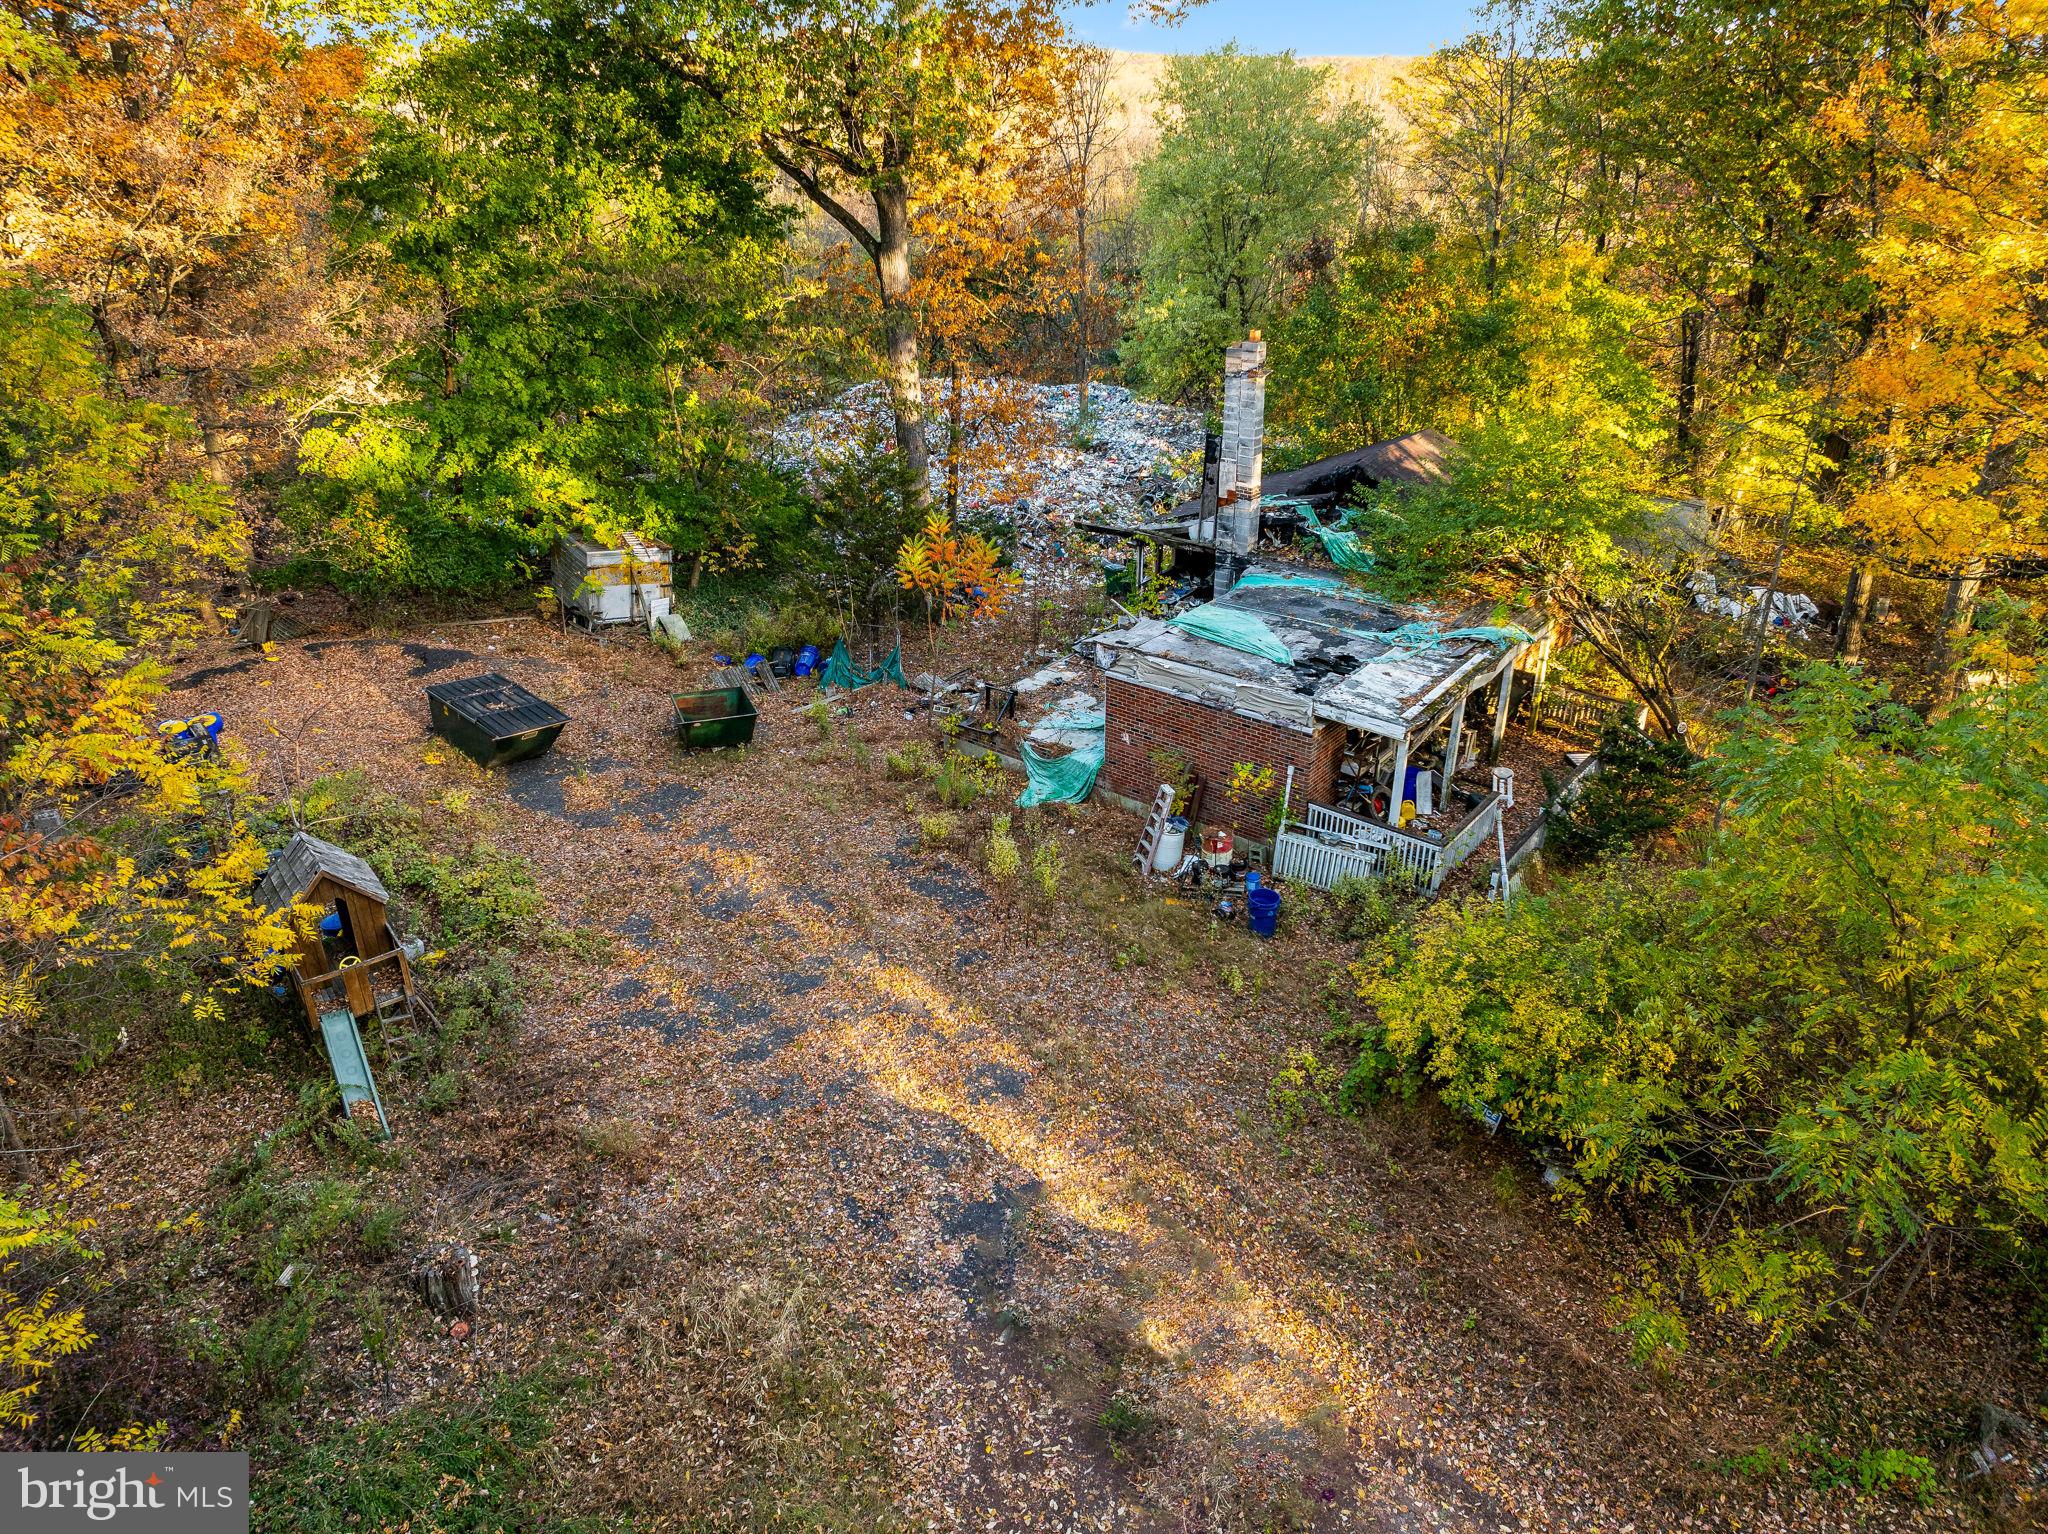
[821,639,907,691]
[1290,503,1377,575]
[1166,603,1294,665]
[1016,698,1105,807]
[1376,621,1535,652]
[1231,569,1353,595]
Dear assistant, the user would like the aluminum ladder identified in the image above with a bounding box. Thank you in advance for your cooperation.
[1130,783,1177,874]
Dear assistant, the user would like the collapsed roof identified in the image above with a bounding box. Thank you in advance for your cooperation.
[1166,428,1455,522]
[1088,563,1547,742]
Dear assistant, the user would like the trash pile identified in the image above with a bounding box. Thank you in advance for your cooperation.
[1690,572,1820,633]
[771,377,1205,578]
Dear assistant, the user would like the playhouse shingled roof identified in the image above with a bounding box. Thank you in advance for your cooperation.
[254,831,389,913]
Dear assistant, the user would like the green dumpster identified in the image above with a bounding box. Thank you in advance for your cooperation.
[673,687,758,751]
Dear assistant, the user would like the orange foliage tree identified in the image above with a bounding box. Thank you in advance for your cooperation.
[896,511,1018,667]
[0,0,366,476]
[0,289,289,1157]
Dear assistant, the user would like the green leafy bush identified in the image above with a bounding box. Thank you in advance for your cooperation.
[986,816,1021,882]
[1543,719,1696,863]
[1334,667,2048,1344]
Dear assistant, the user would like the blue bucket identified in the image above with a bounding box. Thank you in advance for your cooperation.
[794,643,820,678]
[1244,868,1261,897]
[1247,887,1281,939]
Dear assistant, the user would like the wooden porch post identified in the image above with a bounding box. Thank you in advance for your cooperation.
[1386,732,1410,826]
[1443,694,1468,785]
[1489,662,1514,759]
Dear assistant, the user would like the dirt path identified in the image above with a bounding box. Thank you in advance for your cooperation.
[164,620,1975,1534]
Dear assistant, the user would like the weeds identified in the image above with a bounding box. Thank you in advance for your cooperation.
[254,1371,582,1533]
[581,1117,655,1173]
[1097,1392,1157,1458]
[986,815,1021,882]
[918,813,956,848]
[1799,1439,1939,1503]
[885,742,932,780]
[933,751,1002,811]
[1268,1047,1335,1135]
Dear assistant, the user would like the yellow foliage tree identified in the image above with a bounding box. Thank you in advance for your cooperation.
[0,1181,96,1433]
[0,289,292,1137]
[1828,4,2048,581]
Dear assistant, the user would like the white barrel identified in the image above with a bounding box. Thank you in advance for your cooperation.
[1152,815,1189,873]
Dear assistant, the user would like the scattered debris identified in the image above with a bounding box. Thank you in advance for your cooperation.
[772,378,1204,583]
[1690,571,1820,632]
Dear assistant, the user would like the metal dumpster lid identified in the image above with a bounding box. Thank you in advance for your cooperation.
[424,672,570,736]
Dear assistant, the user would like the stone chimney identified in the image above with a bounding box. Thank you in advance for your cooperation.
[1213,336,1266,589]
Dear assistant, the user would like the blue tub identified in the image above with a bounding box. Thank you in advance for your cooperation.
[1247,887,1281,939]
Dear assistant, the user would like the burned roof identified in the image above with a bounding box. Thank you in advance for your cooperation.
[1167,429,1455,522]
[255,831,389,913]
[1087,563,1545,740]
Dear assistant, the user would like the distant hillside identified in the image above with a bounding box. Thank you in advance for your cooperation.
[1101,50,1423,160]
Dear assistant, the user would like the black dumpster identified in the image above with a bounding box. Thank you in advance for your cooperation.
[425,673,569,768]
[672,687,758,751]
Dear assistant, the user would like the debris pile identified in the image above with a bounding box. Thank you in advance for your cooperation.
[1690,571,1820,633]
[772,377,1205,535]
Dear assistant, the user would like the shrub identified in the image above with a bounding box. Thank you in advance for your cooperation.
[1609,1279,1689,1375]
[885,741,931,780]
[933,751,1000,811]
[918,813,956,848]
[1336,668,2048,1348]
[1543,719,1695,864]
[1030,840,1062,900]
[1327,871,1418,945]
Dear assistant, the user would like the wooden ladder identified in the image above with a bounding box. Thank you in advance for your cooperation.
[1131,783,1177,874]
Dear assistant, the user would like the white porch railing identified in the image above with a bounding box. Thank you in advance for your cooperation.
[1273,796,1502,894]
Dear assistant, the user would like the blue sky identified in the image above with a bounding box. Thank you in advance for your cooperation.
[1063,0,1482,56]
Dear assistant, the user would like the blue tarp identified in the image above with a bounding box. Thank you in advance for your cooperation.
[1376,621,1535,652]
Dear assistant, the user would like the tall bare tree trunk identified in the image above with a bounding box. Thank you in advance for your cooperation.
[1674,307,1703,469]
[945,360,962,520]
[1073,204,1090,413]
[1941,555,1986,690]
[873,179,929,502]
[1836,561,1876,661]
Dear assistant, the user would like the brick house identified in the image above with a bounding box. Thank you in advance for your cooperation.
[1088,567,1555,890]
[1089,569,1555,836]
[1076,334,1562,891]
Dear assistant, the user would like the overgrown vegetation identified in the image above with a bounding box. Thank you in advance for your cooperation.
[1336,668,2048,1347]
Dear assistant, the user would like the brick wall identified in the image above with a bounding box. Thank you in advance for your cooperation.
[1102,673,1344,845]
